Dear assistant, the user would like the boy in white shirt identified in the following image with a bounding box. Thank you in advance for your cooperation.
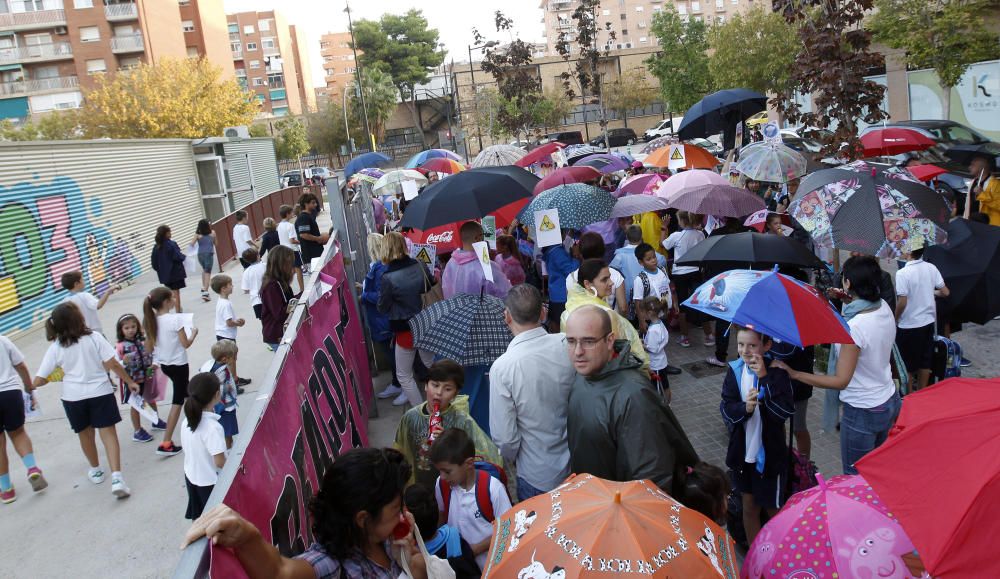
[232,211,257,269]
[632,243,674,335]
[894,246,950,391]
[210,275,249,393]
[276,204,304,290]
[432,428,511,571]
[61,270,115,334]
[239,249,266,320]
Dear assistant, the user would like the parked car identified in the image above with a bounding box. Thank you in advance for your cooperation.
[306,166,333,182]
[281,170,304,188]
[589,128,638,147]
[543,131,585,145]
[875,119,994,148]
[643,116,684,141]
[686,137,724,157]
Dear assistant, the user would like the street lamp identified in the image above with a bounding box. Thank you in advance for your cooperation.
[468,41,498,153]
[345,1,373,151]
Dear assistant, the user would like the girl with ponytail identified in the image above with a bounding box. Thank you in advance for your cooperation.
[142,286,198,457]
[180,372,225,519]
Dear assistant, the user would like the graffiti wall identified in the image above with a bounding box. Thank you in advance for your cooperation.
[0,140,204,336]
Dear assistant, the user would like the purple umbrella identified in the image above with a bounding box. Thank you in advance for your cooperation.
[615,173,668,198]
[575,153,631,174]
[655,169,731,199]
[665,184,766,217]
[610,194,670,218]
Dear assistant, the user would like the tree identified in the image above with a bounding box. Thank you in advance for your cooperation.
[350,66,398,144]
[774,0,888,158]
[555,0,616,144]
[77,58,257,139]
[708,7,799,100]
[869,0,1000,119]
[248,124,270,137]
[475,12,544,142]
[604,68,657,128]
[647,7,712,115]
[352,10,445,146]
[274,117,310,161]
[307,100,359,160]
[0,110,79,141]
[533,89,574,133]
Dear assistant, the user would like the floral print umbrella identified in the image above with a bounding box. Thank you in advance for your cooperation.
[735,142,808,184]
[790,161,951,258]
[518,183,616,230]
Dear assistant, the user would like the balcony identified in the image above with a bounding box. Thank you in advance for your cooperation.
[0,9,66,31]
[550,0,573,10]
[232,48,243,59]
[262,47,279,57]
[0,75,79,97]
[0,42,73,65]
[105,3,138,21]
[110,34,144,53]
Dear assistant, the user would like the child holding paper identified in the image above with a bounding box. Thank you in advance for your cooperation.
[115,313,166,444]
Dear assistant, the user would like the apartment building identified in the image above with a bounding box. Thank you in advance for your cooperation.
[178,0,231,79]
[541,0,757,55]
[288,25,314,113]
[318,31,356,104]
[227,10,305,117]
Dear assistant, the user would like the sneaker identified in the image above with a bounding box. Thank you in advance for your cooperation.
[705,356,727,368]
[377,384,403,399]
[132,428,154,443]
[236,386,246,395]
[391,392,409,406]
[0,487,14,504]
[665,365,682,375]
[151,419,167,431]
[27,467,48,492]
[88,467,106,485]
[236,377,252,386]
[156,441,182,457]
[111,476,131,499]
[960,357,972,367]
[703,334,715,347]
[678,337,691,348]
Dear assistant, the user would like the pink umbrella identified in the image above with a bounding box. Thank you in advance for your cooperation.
[614,173,668,198]
[742,474,918,579]
[655,168,730,199]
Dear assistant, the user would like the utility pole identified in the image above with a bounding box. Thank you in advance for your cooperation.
[345,1,374,151]
[468,41,497,155]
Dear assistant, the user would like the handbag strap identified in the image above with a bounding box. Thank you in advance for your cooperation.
[419,263,432,293]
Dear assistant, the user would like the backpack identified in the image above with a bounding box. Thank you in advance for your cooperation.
[784,411,818,501]
[632,267,668,320]
[437,460,509,523]
[931,335,962,383]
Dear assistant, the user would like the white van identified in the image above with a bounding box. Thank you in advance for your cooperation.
[643,116,684,141]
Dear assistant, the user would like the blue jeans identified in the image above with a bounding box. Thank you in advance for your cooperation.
[840,392,900,475]
[516,477,545,502]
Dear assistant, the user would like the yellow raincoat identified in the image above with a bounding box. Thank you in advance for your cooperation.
[560,282,650,370]
[977,178,1000,225]
[393,394,504,488]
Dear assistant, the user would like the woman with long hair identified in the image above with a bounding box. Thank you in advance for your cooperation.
[152,225,187,313]
[260,245,298,350]
[361,233,402,400]
[191,220,215,303]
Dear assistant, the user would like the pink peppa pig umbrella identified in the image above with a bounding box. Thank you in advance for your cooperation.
[742,474,919,579]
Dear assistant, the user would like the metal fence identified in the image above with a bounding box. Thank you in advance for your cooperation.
[210,184,323,265]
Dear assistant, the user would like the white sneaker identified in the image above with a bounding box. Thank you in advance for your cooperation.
[111,476,131,499]
[377,385,403,399]
[88,467,106,485]
[391,392,409,406]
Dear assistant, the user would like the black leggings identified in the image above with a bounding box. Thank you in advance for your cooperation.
[160,363,191,405]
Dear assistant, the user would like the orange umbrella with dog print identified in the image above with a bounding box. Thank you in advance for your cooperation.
[483,474,738,578]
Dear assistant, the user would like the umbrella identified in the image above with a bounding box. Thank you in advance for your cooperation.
[372,169,428,196]
[644,143,720,169]
[735,142,807,183]
[904,164,947,182]
[404,148,462,168]
[665,184,767,218]
[610,195,670,219]
[419,158,466,174]
[640,135,679,154]
[400,166,538,230]
[409,293,512,366]
[942,142,1000,165]
[347,167,384,187]
[615,173,668,197]
[677,88,768,150]
[564,144,606,164]
[404,197,531,254]
[675,232,825,270]
[682,269,853,347]
[518,183,616,230]
[483,474,739,578]
[791,160,952,258]
[533,166,602,194]
[575,153,631,174]
[514,141,565,168]
[743,209,793,233]
[924,217,1000,324]
[860,127,935,157]
[856,377,1000,578]
[743,474,917,579]
[344,152,390,181]
[655,169,730,199]
[473,144,527,167]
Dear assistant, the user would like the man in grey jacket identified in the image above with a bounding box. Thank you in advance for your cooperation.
[565,305,699,493]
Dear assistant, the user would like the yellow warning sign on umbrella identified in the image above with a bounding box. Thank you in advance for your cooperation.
[668,144,687,170]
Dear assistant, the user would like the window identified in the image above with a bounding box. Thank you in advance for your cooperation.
[258,19,271,31]
[30,91,83,112]
[249,59,260,69]
[716,0,724,8]
[716,15,725,23]
[653,5,661,11]
[678,4,687,14]
[24,33,51,46]
[182,20,195,32]
[114,24,134,36]
[73,0,92,8]
[179,0,191,4]
[33,65,58,79]
[694,15,702,21]
[267,73,283,88]
[639,36,648,43]
[252,78,265,86]
[79,26,100,42]
[243,25,254,35]
[732,0,738,4]
[635,5,643,11]
[638,20,646,28]
[119,56,140,69]
[246,42,257,51]
[692,2,701,12]
[621,29,628,35]
[86,58,106,73]
[602,9,609,15]
[186,46,198,58]
[620,13,626,19]
[319,41,329,49]
[261,37,275,49]
[230,42,241,53]
[228,23,238,34]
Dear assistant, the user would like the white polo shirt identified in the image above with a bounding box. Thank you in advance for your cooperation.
[153,313,189,366]
[895,259,945,329]
[35,333,116,401]
[215,298,238,339]
[65,291,103,333]
[0,336,26,393]
[435,475,512,569]
[241,262,266,307]
[277,220,299,250]
[180,412,226,486]
[233,223,253,255]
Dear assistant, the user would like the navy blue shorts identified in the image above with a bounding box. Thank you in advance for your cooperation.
[0,389,26,433]
[62,393,121,433]
[734,462,783,510]
[218,409,238,438]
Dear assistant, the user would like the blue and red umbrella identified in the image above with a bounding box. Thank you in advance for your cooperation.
[682,269,853,347]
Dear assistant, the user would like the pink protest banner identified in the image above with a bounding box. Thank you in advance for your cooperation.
[210,249,373,577]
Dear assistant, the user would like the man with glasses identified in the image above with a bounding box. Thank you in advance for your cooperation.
[565,305,699,493]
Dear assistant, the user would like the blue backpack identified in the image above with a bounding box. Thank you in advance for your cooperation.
[933,335,962,380]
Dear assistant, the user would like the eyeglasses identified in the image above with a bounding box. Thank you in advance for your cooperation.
[565,332,611,351]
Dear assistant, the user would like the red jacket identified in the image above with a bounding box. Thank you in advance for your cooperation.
[261,280,295,343]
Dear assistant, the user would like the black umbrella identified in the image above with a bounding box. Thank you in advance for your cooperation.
[942,143,1000,166]
[676,88,767,150]
[924,218,1000,325]
[399,166,539,230]
[676,231,826,270]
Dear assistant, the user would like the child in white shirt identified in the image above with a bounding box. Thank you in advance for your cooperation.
[180,372,226,519]
[640,296,671,404]
[240,249,266,320]
[632,243,674,334]
[61,270,115,334]
[212,274,249,393]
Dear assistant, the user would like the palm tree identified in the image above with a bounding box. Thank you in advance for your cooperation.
[350,67,398,144]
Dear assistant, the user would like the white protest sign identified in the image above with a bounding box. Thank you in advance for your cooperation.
[667,144,687,170]
[23,392,41,419]
[763,121,782,145]
[534,209,562,248]
[410,243,437,276]
[180,313,196,341]
[471,241,493,282]
[401,179,419,201]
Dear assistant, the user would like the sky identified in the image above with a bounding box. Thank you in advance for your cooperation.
[223,0,546,89]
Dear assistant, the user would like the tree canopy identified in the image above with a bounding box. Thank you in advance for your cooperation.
[708,7,799,98]
[646,7,712,114]
[604,68,657,127]
[350,66,398,143]
[352,10,444,100]
[273,117,309,161]
[307,100,359,157]
[475,11,545,140]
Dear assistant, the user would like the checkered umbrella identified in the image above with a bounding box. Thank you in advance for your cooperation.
[409,293,512,366]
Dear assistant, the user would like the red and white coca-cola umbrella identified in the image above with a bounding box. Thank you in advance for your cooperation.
[403,196,530,254]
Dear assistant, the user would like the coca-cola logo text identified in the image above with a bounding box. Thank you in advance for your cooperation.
[426,231,454,244]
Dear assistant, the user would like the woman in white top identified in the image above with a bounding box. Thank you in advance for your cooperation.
[565,232,628,316]
[32,302,140,499]
[772,256,900,475]
[662,211,713,348]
